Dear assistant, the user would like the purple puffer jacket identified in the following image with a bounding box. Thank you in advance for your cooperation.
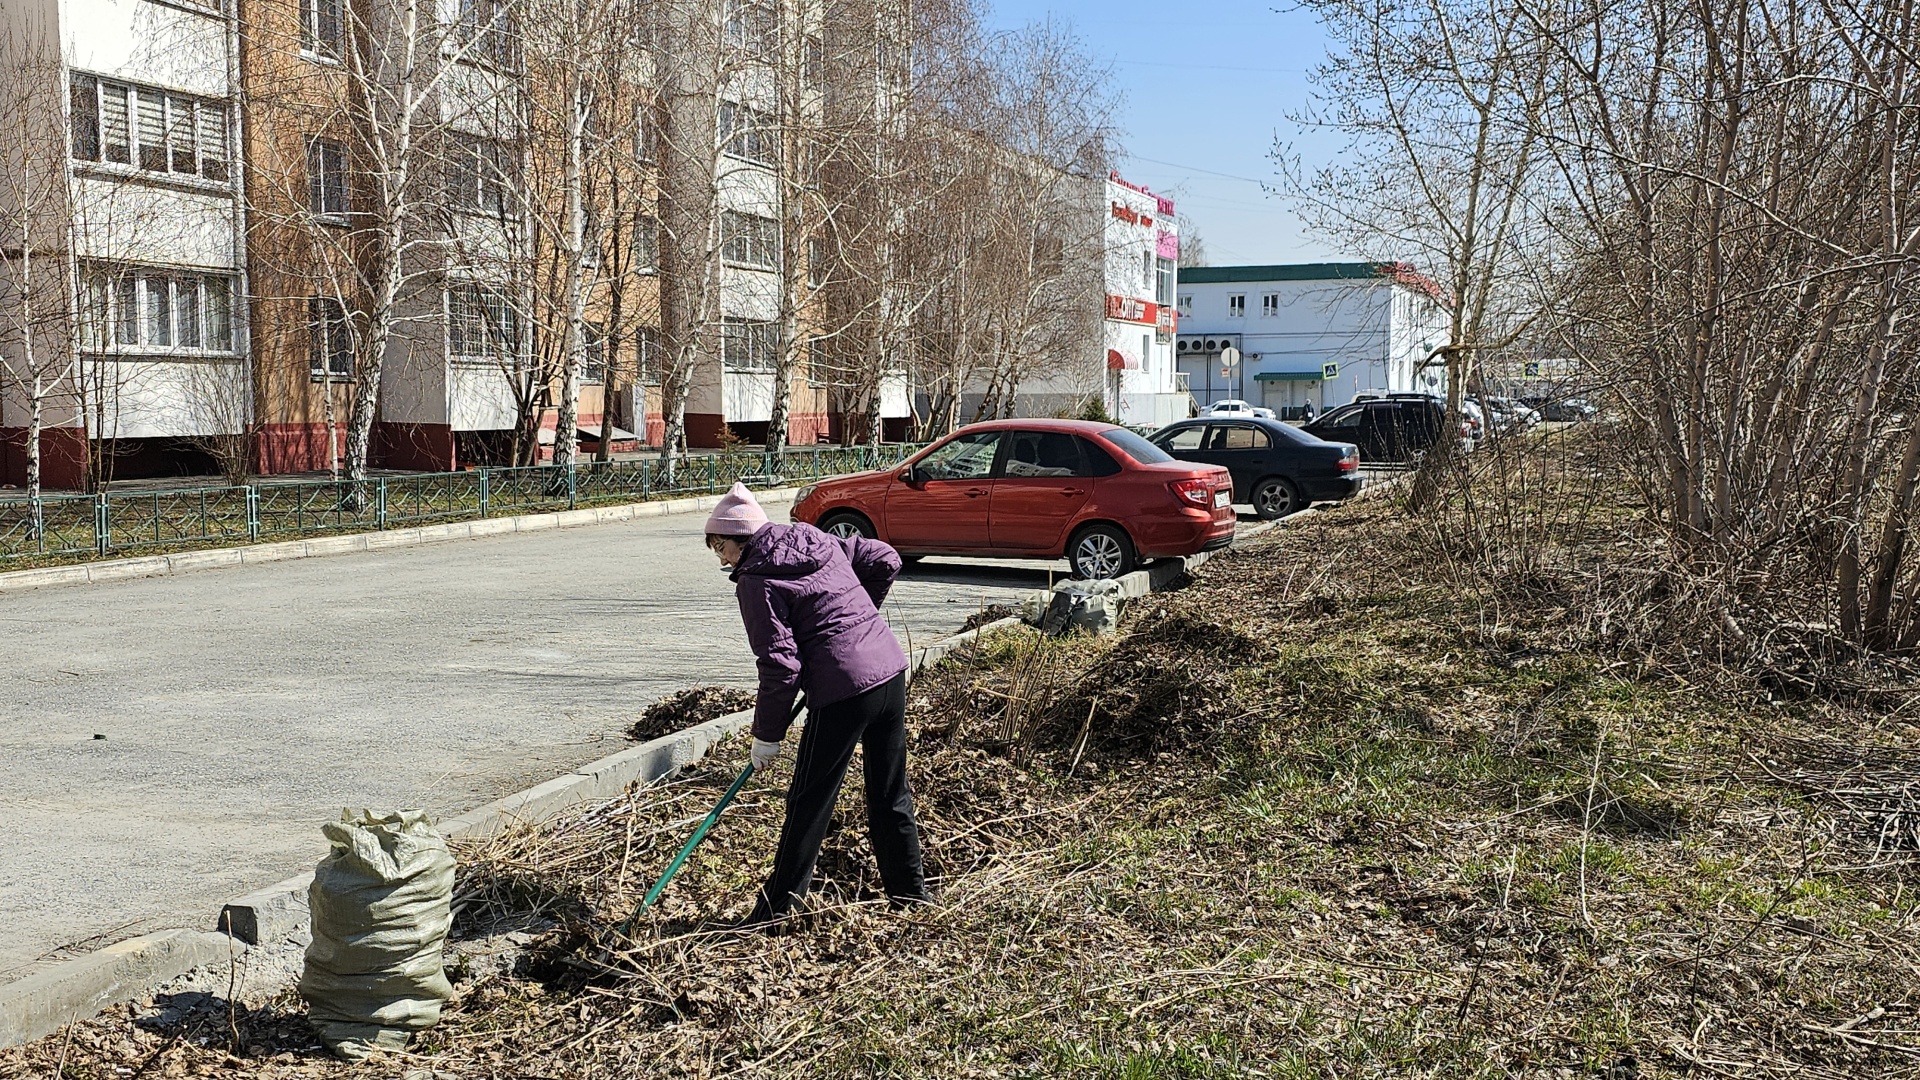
[733,522,908,742]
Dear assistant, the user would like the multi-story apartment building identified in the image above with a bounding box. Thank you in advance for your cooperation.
[1,0,250,489]
[1,0,864,489]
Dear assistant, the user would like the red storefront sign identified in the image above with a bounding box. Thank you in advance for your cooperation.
[1111,202,1155,229]
[1106,295,1160,325]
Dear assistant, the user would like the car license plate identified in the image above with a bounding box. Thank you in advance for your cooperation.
[1212,490,1230,509]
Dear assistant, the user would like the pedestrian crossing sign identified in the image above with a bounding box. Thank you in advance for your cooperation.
[1322,362,1339,380]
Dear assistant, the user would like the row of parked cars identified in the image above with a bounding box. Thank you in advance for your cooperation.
[789,391,1597,579]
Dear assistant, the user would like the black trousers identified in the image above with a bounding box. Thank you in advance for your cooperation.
[755,671,928,916]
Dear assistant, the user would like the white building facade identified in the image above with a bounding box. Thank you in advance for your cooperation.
[1,0,250,487]
[1173,263,1450,418]
[1102,173,1184,427]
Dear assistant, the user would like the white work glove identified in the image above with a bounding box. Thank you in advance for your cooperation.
[751,738,783,772]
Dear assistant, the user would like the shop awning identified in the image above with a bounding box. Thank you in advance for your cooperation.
[1254,370,1326,382]
[1106,348,1140,371]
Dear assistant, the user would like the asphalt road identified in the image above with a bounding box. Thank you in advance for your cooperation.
[0,504,1051,982]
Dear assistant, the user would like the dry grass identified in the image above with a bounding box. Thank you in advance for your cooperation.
[6,435,1919,1078]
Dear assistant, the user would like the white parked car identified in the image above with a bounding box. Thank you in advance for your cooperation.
[1207,399,1258,417]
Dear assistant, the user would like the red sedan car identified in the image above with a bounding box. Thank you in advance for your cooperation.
[791,419,1235,579]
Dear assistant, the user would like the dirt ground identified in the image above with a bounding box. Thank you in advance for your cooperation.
[7,443,1919,1079]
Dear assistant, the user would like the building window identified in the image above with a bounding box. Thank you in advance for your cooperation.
[803,35,824,86]
[447,282,521,361]
[78,267,235,354]
[448,135,511,215]
[721,317,779,372]
[456,0,518,67]
[1177,294,1192,315]
[1141,332,1152,374]
[301,0,344,58]
[805,334,825,379]
[719,100,775,165]
[583,322,606,383]
[70,75,228,182]
[1155,258,1174,308]
[308,297,352,380]
[307,137,349,218]
[807,236,828,288]
[633,102,655,162]
[721,210,779,270]
[1228,293,1245,318]
[631,214,659,273]
[636,326,663,384]
[723,0,775,54]
[1261,292,1279,317]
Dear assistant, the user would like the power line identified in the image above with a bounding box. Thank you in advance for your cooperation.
[1121,153,1273,186]
[1114,57,1305,75]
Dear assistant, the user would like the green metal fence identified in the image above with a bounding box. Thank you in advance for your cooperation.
[0,445,924,564]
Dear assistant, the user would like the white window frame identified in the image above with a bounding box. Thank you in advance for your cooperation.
[447,282,522,364]
[300,0,345,59]
[307,136,349,219]
[1261,293,1279,317]
[455,0,519,68]
[630,214,659,273]
[78,265,237,356]
[448,134,513,216]
[719,100,775,166]
[309,296,353,380]
[1228,293,1245,318]
[721,317,780,372]
[69,74,229,184]
[721,210,780,270]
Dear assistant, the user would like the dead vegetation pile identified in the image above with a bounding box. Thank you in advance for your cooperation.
[7,437,1920,1078]
[627,685,756,742]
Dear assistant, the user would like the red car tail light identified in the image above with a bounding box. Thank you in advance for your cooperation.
[1170,477,1213,508]
[1339,448,1360,472]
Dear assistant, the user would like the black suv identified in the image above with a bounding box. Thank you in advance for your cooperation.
[1301,396,1464,463]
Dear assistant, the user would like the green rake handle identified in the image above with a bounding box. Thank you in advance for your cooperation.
[617,696,805,935]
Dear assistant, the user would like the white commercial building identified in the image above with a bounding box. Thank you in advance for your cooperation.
[1102,173,1185,427]
[1173,263,1450,418]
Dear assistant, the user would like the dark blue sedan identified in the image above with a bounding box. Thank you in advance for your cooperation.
[1148,417,1362,519]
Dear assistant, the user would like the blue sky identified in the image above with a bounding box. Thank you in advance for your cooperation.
[981,0,1345,265]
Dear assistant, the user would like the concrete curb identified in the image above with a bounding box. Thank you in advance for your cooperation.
[203,613,1027,950]
[0,930,235,1049]
[0,578,1103,1047]
[0,488,802,595]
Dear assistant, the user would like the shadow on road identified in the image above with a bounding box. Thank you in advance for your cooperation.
[896,559,1059,590]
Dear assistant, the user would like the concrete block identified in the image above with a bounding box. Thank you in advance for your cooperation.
[0,929,236,1049]
[85,556,174,583]
[165,549,244,573]
[554,509,599,528]
[240,540,310,564]
[911,616,1022,672]
[216,872,314,946]
[301,535,359,557]
[567,711,755,803]
[513,513,560,532]
[438,772,596,842]
[467,518,515,537]
[0,566,91,592]
[362,528,423,550]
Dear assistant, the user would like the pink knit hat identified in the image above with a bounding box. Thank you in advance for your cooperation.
[704,482,770,537]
